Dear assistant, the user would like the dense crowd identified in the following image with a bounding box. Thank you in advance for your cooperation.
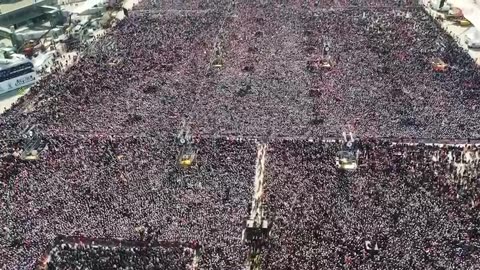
[2,2,479,139]
[0,136,255,269]
[48,246,190,269]
[196,7,480,138]
[1,0,480,269]
[45,241,194,270]
[134,0,420,11]
[263,140,480,269]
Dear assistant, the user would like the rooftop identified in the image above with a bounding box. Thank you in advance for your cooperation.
[0,0,36,15]
[0,0,58,28]
[0,57,30,71]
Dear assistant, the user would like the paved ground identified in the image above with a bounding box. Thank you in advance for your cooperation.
[425,7,480,65]
[0,88,30,114]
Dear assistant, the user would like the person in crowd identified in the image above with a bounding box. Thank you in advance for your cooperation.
[1,0,479,269]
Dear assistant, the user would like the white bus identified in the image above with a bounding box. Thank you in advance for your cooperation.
[0,59,37,95]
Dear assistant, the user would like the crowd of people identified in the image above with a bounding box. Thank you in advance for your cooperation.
[2,2,479,139]
[47,245,191,269]
[195,6,480,138]
[134,0,420,11]
[1,136,255,269]
[263,140,480,269]
[43,238,194,270]
[1,0,480,269]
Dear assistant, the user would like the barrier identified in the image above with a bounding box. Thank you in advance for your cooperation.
[37,235,200,270]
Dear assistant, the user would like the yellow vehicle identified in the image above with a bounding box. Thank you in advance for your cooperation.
[20,149,39,161]
[212,54,224,68]
[431,58,448,72]
[336,150,358,171]
[178,148,196,168]
[456,19,471,27]
[319,58,334,69]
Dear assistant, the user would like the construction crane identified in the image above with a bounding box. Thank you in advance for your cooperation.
[17,26,57,58]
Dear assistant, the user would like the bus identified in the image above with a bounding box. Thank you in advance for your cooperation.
[0,59,37,95]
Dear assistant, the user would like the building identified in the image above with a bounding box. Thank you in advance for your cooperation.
[0,0,64,29]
